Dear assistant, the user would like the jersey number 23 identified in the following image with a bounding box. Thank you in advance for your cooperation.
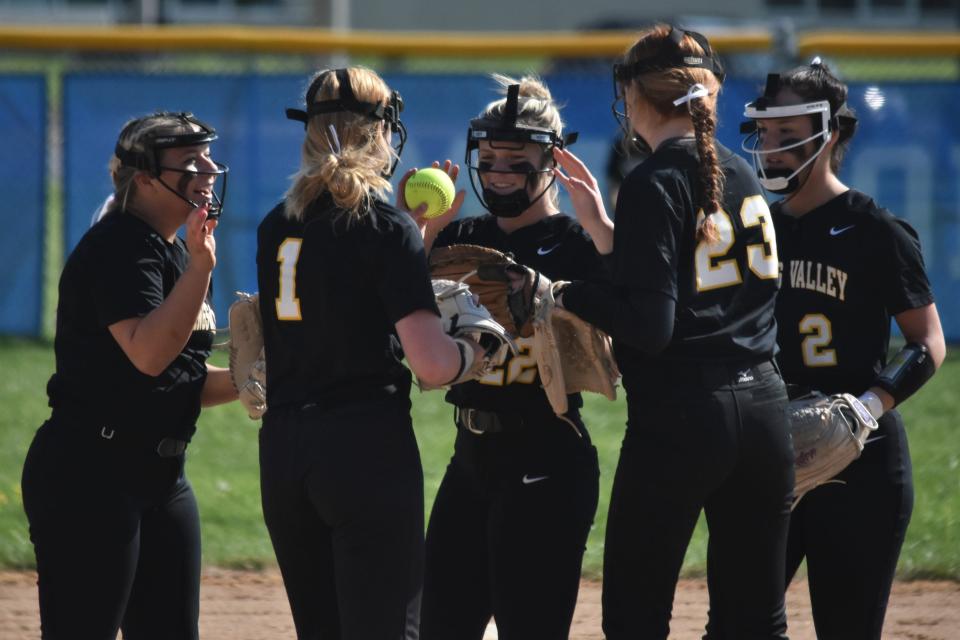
[695,195,778,292]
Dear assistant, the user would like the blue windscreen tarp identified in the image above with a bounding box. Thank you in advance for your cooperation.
[0,75,46,336]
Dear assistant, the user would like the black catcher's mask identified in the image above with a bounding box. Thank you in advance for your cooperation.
[114,111,229,218]
[465,84,578,218]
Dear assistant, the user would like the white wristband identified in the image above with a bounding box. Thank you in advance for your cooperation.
[445,338,477,387]
[858,391,884,420]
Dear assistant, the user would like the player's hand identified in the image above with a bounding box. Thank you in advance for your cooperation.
[553,148,615,254]
[552,147,610,227]
[398,160,465,243]
[397,167,429,222]
[185,205,217,273]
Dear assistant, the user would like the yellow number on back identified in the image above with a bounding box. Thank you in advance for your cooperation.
[694,195,777,291]
[276,238,303,321]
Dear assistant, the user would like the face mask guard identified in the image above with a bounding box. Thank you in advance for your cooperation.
[286,68,407,177]
[740,68,856,195]
[114,112,229,218]
[464,84,578,218]
[741,97,832,193]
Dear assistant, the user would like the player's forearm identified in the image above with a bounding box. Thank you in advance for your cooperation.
[396,310,464,386]
[580,216,614,255]
[201,366,239,407]
[118,265,212,376]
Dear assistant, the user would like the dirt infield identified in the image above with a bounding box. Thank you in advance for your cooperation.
[2,569,958,639]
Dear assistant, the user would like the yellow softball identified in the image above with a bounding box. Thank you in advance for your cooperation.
[405,168,456,219]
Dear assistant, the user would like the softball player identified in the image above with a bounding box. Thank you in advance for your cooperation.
[742,60,945,639]
[554,25,794,639]
[20,111,234,640]
[257,67,485,640]
[406,75,604,640]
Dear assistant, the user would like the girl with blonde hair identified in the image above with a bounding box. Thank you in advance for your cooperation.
[409,73,606,640]
[256,66,488,639]
[22,111,235,640]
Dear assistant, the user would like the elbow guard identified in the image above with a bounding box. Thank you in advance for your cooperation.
[874,342,936,407]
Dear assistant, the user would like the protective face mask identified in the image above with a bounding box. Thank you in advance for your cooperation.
[481,187,531,218]
[744,129,831,195]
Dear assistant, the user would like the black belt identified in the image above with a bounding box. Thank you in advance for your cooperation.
[50,410,189,458]
[635,358,778,390]
[456,407,580,435]
[457,408,512,434]
[98,426,188,458]
[273,382,405,414]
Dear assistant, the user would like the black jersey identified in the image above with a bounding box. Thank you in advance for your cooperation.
[257,195,439,410]
[773,189,934,395]
[611,138,779,370]
[47,212,214,442]
[433,212,607,413]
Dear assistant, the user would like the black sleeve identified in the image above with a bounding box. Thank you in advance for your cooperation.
[612,173,685,299]
[880,216,935,315]
[563,283,675,353]
[560,173,685,354]
[378,214,441,323]
[568,225,612,284]
[93,237,165,328]
[600,251,616,279]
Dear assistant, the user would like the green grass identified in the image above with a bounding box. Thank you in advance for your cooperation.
[1,337,958,579]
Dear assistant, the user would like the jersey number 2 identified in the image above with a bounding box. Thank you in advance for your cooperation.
[800,313,837,367]
[276,238,303,321]
[695,195,778,292]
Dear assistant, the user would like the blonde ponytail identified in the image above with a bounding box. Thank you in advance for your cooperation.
[285,67,395,221]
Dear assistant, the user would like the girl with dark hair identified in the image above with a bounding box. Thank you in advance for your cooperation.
[553,24,794,639]
[21,111,235,640]
[743,59,945,640]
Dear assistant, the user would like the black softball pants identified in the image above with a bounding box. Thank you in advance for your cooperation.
[259,389,424,640]
[420,410,599,640]
[602,361,794,640]
[786,409,913,640]
[21,416,201,640]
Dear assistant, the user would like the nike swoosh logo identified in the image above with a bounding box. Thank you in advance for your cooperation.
[537,244,561,256]
[522,474,550,485]
[829,225,855,236]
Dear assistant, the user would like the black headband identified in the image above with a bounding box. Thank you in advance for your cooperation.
[466,84,578,152]
[614,26,726,86]
[285,68,404,129]
[114,112,218,175]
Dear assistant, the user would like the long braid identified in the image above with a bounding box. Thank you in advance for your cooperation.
[689,98,724,243]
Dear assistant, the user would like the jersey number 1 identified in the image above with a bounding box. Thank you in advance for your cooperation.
[276,238,303,321]
[695,195,778,292]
